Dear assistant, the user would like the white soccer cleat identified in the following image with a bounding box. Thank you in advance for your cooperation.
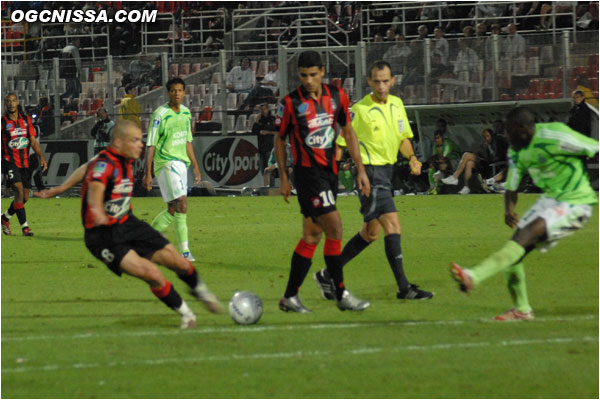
[180,312,197,329]
[458,186,470,195]
[191,282,224,314]
[182,251,196,262]
[442,175,459,185]
[494,308,535,321]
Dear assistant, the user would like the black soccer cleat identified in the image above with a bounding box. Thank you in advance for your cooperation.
[397,284,433,300]
[313,269,336,300]
[22,227,34,237]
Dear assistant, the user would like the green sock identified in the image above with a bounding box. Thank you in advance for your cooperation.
[151,209,173,232]
[504,262,532,312]
[173,212,189,253]
[470,240,526,285]
[428,168,435,188]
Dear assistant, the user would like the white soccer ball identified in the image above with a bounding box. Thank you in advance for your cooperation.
[228,291,263,325]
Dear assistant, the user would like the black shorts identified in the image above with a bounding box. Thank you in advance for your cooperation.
[294,166,338,220]
[84,215,170,276]
[359,165,397,222]
[2,160,31,189]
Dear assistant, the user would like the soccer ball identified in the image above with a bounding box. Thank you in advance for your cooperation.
[228,291,263,325]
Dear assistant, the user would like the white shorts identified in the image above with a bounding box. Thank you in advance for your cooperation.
[518,196,593,253]
[156,160,188,202]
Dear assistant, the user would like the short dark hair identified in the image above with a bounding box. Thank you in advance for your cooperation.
[573,90,585,97]
[298,51,323,69]
[125,83,136,93]
[506,106,536,130]
[368,60,392,77]
[166,77,185,91]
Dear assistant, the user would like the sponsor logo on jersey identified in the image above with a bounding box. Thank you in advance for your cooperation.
[6,123,13,130]
[10,127,23,137]
[8,136,29,150]
[277,104,284,118]
[93,161,107,177]
[113,179,133,194]
[153,118,160,126]
[104,197,131,219]
[203,138,260,186]
[297,102,309,116]
[305,113,335,149]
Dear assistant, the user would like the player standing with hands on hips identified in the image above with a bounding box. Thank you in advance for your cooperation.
[144,77,202,261]
[313,60,434,301]
[276,50,371,313]
[451,107,598,321]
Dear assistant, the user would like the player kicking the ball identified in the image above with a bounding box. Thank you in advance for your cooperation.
[450,107,598,321]
[82,120,222,329]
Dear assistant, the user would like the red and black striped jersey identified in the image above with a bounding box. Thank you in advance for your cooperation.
[81,146,134,229]
[1,113,36,168]
[276,84,351,174]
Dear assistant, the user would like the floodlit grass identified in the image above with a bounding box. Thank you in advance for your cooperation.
[1,194,598,398]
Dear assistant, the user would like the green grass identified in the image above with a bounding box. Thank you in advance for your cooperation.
[1,194,598,398]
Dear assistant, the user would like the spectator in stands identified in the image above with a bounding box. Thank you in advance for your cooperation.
[240,59,280,110]
[385,28,396,42]
[383,34,412,75]
[251,104,277,170]
[119,84,142,128]
[503,23,526,60]
[373,33,384,42]
[473,22,488,58]
[226,58,255,94]
[432,26,449,66]
[462,25,474,38]
[442,128,508,194]
[129,54,153,83]
[568,90,597,138]
[149,56,163,87]
[60,37,82,99]
[454,38,480,79]
[36,97,54,137]
[470,2,507,27]
[90,107,116,154]
[527,1,574,29]
[426,129,461,194]
[484,23,502,65]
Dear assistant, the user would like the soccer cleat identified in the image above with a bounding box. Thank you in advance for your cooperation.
[279,295,312,313]
[1,215,11,235]
[313,269,335,300]
[22,227,34,236]
[485,177,495,186]
[190,282,224,314]
[494,308,535,322]
[180,312,197,329]
[441,175,459,185]
[336,290,370,311]
[478,174,491,193]
[182,251,196,262]
[450,263,474,293]
[458,186,470,195]
[397,284,434,300]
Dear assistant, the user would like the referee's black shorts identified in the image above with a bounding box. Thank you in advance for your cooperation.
[294,166,339,221]
[359,164,397,222]
[84,215,170,276]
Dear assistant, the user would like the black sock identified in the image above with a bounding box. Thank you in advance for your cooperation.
[324,255,345,300]
[384,234,409,292]
[151,281,183,310]
[284,252,312,298]
[340,232,371,268]
[178,264,199,289]
[4,202,15,218]
[15,206,27,226]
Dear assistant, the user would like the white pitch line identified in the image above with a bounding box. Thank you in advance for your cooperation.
[1,314,597,343]
[2,336,597,374]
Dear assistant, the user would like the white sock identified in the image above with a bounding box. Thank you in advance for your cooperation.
[176,300,193,316]
[179,241,189,253]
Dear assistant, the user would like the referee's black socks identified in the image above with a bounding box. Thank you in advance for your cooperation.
[340,232,371,267]
[384,234,410,291]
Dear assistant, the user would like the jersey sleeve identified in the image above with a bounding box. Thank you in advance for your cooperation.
[336,88,351,127]
[186,109,194,142]
[338,103,362,148]
[87,156,114,187]
[26,116,36,139]
[276,97,292,138]
[147,109,161,147]
[555,128,599,157]
[504,148,525,191]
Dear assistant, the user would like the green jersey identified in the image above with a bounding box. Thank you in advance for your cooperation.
[147,103,193,174]
[506,122,599,205]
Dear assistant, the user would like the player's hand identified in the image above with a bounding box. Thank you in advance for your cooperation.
[356,170,371,197]
[40,158,48,173]
[505,210,519,228]
[33,188,59,199]
[91,207,109,226]
[143,173,153,191]
[193,167,202,184]
[280,176,291,203]
[409,156,422,175]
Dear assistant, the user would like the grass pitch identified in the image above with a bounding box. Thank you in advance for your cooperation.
[1,194,598,398]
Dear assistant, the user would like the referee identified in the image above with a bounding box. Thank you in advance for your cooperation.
[314,60,433,301]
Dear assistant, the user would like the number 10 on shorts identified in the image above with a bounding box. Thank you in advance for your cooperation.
[319,190,335,207]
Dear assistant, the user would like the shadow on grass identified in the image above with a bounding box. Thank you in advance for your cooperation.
[32,235,82,242]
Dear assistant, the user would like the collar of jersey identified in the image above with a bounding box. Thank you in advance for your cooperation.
[298,83,330,102]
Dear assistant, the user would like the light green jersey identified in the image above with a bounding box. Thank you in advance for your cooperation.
[506,122,599,205]
[336,94,413,165]
[147,103,193,174]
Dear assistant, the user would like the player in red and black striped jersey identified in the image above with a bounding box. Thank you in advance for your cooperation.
[1,93,47,236]
[274,50,372,313]
[81,120,223,329]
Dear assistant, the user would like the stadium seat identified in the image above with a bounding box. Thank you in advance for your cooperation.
[199,107,212,121]
[179,63,190,76]
[211,73,221,84]
[140,86,149,95]
[238,92,249,107]
[226,115,236,132]
[184,94,190,106]
[209,84,219,96]
[250,60,258,73]
[26,80,36,91]
[590,77,599,92]
[204,93,213,108]
[7,80,15,91]
[500,93,511,101]
[196,84,206,98]
[192,63,202,73]
[528,79,540,95]
[540,45,554,65]
[80,67,89,82]
[186,84,195,96]
[588,53,599,66]
[527,56,540,76]
[331,78,342,88]
[168,63,179,78]
[193,94,203,107]
[227,93,237,110]
[246,112,258,131]
[256,60,269,78]
[235,114,247,133]
[81,98,91,112]
[90,98,103,114]
[39,69,49,81]
[16,80,25,92]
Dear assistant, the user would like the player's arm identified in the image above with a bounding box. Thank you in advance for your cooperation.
[274,133,291,203]
[144,112,160,191]
[186,141,202,184]
[341,123,370,197]
[87,181,109,226]
[144,146,155,191]
[504,190,519,228]
[555,129,599,157]
[34,161,88,198]
[29,135,48,172]
[399,138,421,175]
